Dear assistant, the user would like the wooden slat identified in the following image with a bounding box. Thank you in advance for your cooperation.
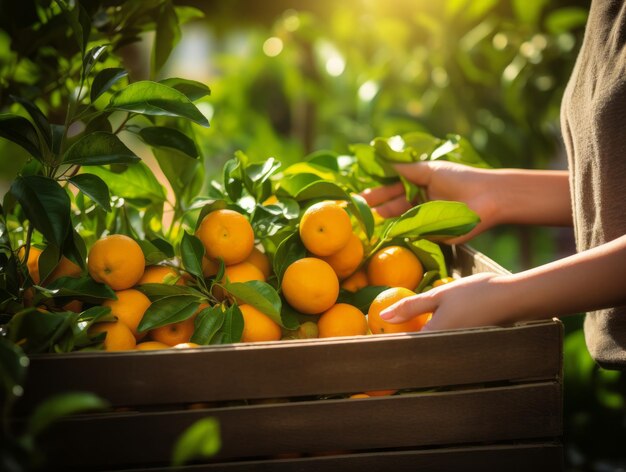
[39,382,562,469]
[19,321,562,410]
[129,443,563,472]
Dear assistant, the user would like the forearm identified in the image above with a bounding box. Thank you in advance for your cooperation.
[491,169,572,226]
[503,234,626,320]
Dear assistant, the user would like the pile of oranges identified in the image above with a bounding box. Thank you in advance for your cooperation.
[27,200,453,352]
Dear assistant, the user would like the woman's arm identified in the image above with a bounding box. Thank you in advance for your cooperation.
[362,161,573,243]
[380,234,626,331]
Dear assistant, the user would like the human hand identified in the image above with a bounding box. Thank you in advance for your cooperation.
[379,272,515,332]
[361,161,500,243]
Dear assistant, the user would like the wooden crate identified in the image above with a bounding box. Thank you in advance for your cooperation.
[16,245,563,471]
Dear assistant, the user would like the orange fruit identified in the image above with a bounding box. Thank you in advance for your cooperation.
[90,322,137,351]
[48,256,82,282]
[138,265,184,285]
[102,289,151,339]
[297,321,319,339]
[349,393,370,399]
[321,233,363,280]
[367,246,423,291]
[202,256,220,277]
[240,304,281,342]
[299,201,352,256]
[281,258,339,314]
[173,342,201,348]
[368,287,430,334]
[341,269,369,292]
[87,234,145,290]
[19,247,82,285]
[364,389,397,396]
[150,317,195,346]
[317,303,368,338]
[19,246,42,284]
[136,341,170,350]
[245,247,271,279]
[223,261,265,284]
[196,209,255,265]
[433,276,455,287]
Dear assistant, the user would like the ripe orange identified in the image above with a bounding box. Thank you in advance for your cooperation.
[223,261,266,284]
[364,389,398,396]
[137,265,184,285]
[368,287,430,334]
[19,246,42,284]
[245,247,271,279]
[299,201,352,256]
[321,233,364,280]
[202,256,220,277]
[281,258,339,314]
[341,269,369,292]
[87,234,145,290]
[317,303,368,338]
[90,322,137,351]
[196,209,255,265]
[150,317,195,346]
[102,289,151,339]
[19,247,83,285]
[48,256,82,282]
[349,393,370,399]
[173,342,201,348]
[240,304,281,342]
[136,341,170,350]
[367,246,423,291]
[433,276,455,287]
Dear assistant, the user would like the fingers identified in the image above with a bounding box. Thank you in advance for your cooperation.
[374,196,414,218]
[360,182,405,207]
[393,161,434,187]
[380,293,438,324]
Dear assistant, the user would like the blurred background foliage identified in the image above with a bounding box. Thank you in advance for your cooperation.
[0,0,624,470]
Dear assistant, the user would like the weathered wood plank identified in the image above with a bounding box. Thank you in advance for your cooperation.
[130,443,563,472]
[19,321,562,410]
[39,382,562,469]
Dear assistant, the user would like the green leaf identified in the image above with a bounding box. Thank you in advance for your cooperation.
[27,392,108,437]
[349,193,375,241]
[87,162,167,205]
[171,417,221,467]
[180,232,205,278]
[545,7,588,34]
[431,135,490,168]
[0,114,42,160]
[221,304,244,344]
[63,132,140,166]
[0,337,29,401]
[140,126,198,158]
[136,239,173,265]
[38,243,61,283]
[69,173,111,212]
[83,45,107,78]
[138,296,200,332]
[11,96,52,150]
[351,286,389,313]
[277,173,323,198]
[44,276,117,304]
[138,283,203,300]
[372,132,440,163]
[10,175,70,247]
[272,233,306,284]
[159,78,211,101]
[383,201,480,240]
[223,158,243,202]
[190,306,224,345]
[351,142,397,179]
[408,239,448,277]
[294,181,350,202]
[108,81,209,127]
[416,270,441,293]
[279,303,301,330]
[91,68,128,102]
[6,309,66,354]
[224,280,282,323]
[153,2,181,75]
